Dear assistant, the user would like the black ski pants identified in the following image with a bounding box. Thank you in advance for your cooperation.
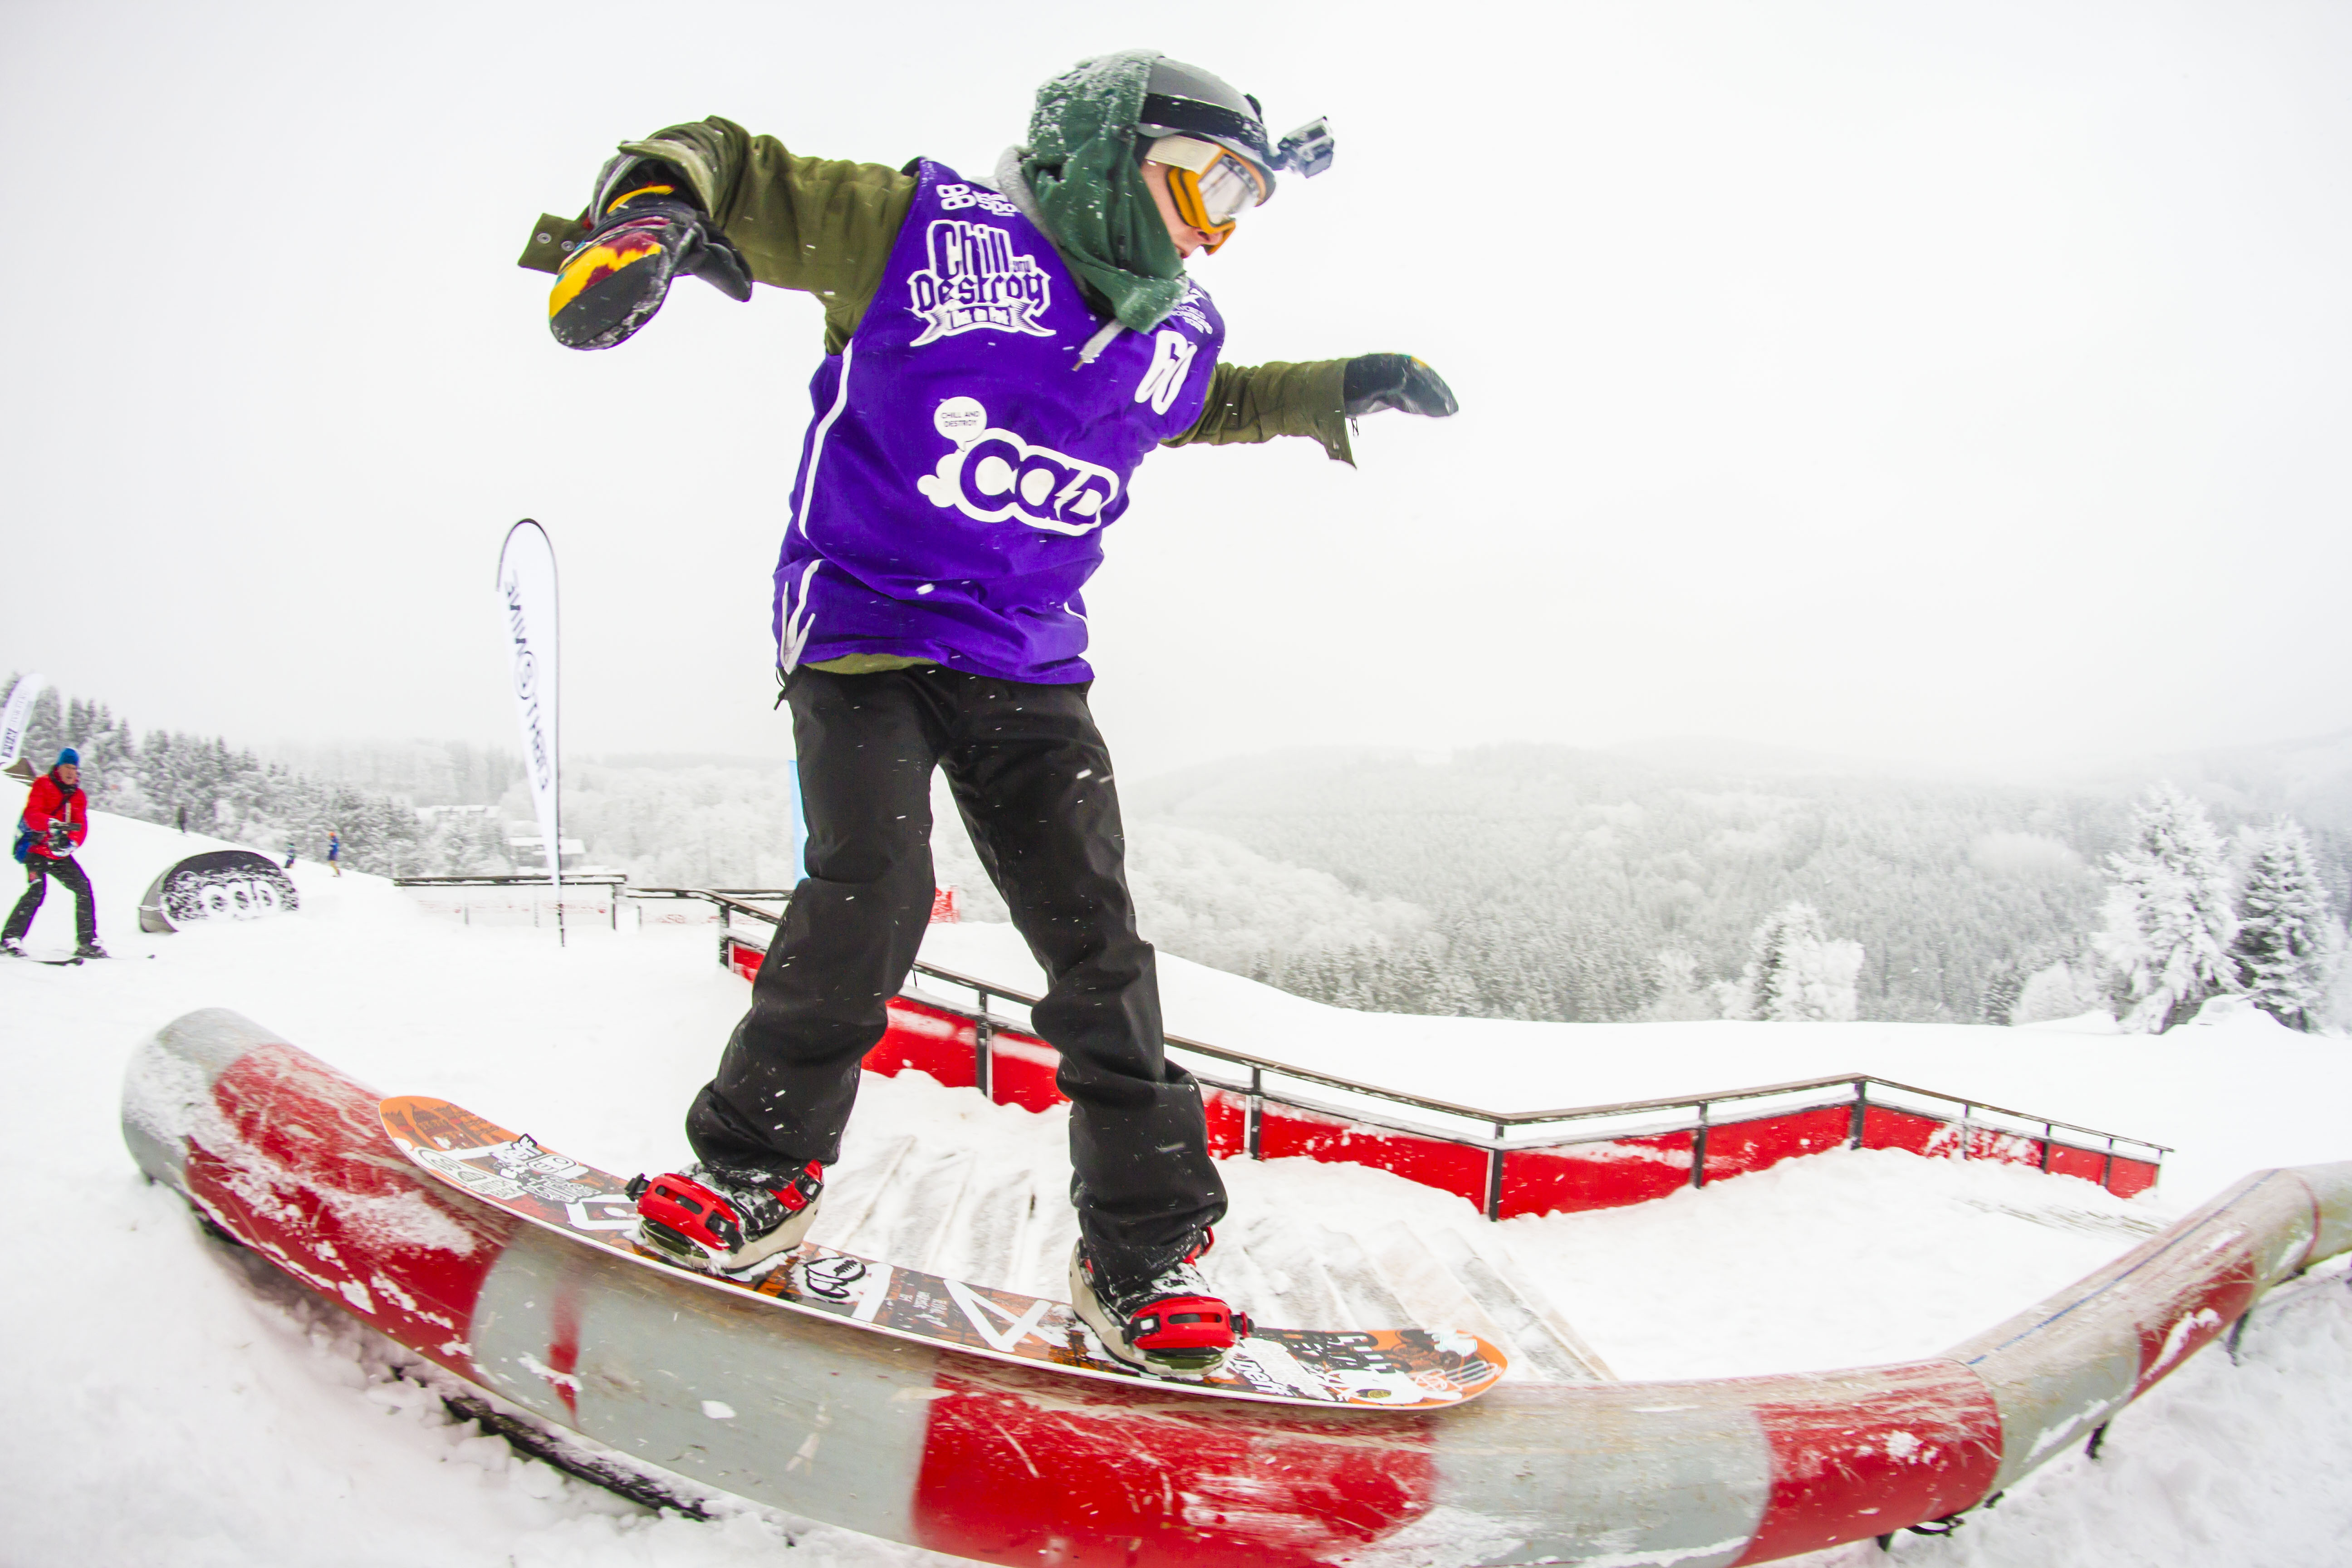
[4,855,96,946]
[686,666,1226,1282]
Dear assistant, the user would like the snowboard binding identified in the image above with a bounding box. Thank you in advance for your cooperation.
[626,1162,824,1274]
[1069,1231,1250,1377]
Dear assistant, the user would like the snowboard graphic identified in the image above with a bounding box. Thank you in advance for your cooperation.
[381,1096,1505,1410]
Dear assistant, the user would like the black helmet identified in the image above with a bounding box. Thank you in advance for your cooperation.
[1135,57,1334,201]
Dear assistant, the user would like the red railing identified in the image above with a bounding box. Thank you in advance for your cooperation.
[653,890,2167,1221]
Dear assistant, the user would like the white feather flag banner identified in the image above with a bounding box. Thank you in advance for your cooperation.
[495,521,562,905]
[0,672,46,767]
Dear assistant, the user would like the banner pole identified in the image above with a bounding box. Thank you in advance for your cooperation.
[495,519,565,949]
[552,539,564,950]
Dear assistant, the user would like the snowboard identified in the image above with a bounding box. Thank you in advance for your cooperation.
[7,951,144,965]
[381,1095,1507,1410]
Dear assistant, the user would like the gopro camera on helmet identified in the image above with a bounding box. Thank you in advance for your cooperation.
[1275,119,1336,180]
[1139,57,1336,202]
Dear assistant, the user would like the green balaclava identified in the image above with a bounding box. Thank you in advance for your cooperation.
[1019,49,1188,333]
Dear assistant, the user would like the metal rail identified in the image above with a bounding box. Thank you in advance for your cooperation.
[633,888,792,921]
[395,873,627,886]
[676,886,2168,1175]
[902,962,2170,1169]
[393,872,631,929]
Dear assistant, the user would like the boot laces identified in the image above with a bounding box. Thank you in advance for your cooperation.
[1089,1246,1215,1318]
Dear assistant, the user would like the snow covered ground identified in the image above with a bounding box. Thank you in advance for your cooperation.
[5,787,2351,1566]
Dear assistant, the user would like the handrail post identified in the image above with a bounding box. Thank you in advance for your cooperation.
[1247,1066,1264,1161]
[1485,1122,1505,1221]
[973,988,993,1101]
[1691,1100,1711,1190]
[2041,1121,2054,1172]
[1849,1078,1868,1150]
[1959,1102,1973,1161]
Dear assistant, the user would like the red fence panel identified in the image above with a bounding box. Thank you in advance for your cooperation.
[2045,1143,2108,1185]
[986,1030,1065,1114]
[1963,1126,2047,1168]
[1498,1133,1695,1219]
[2108,1156,2161,1200]
[1257,1103,1490,1210]
[1203,1089,1248,1160]
[1703,1105,1854,1183]
[1859,1106,1945,1156]
[868,998,979,1090]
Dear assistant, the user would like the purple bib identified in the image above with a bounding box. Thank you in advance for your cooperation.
[772,160,1225,682]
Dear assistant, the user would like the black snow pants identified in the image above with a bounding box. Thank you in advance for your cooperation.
[4,855,97,946]
[686,665,1227,1283]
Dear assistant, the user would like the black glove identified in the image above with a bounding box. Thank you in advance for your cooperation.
[44,821,73,856]
[1343,354,1459,419]
[547,158,752,351]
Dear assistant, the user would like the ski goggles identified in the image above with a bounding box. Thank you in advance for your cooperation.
[1145,135,1270,251]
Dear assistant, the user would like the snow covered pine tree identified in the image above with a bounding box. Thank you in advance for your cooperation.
[1980,957,2024,1025]
[2093,784,2239,1034]
[1723,902,1862,1022]
[2231,820,2341,1033]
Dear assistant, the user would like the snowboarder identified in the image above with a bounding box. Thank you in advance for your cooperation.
[3,748,105,959]
[530,52,1457,1374]
[327,829,343,877]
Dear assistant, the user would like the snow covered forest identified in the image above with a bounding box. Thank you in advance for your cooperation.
[8,685,519,879]
[1123,745,2352,1033]
[15,679,2351,1036]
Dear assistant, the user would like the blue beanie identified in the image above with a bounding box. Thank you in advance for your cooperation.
[55,748,78,767]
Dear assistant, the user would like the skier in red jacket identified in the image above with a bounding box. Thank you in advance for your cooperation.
[4,749,105,959]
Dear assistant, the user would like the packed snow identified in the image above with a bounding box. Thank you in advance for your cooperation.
[4,787,2350,1567]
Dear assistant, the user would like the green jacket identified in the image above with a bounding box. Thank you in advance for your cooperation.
[520,116,1353,464]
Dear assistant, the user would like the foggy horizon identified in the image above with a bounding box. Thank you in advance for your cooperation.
[19,664,2352,795]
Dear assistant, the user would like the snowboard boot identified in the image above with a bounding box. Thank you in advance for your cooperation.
[1070,1230,1250,1377]
[74,940,108,960]
[626,1161,823,1274]
[0,939,23,959]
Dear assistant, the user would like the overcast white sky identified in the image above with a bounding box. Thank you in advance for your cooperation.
[5,1,2350,780]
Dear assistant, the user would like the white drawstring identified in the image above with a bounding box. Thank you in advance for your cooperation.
[1076,320,1125,368]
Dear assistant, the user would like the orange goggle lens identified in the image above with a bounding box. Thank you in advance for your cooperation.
[1156,144,1267,254]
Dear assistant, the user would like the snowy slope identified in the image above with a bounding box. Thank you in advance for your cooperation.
[4,787,2350,1566]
